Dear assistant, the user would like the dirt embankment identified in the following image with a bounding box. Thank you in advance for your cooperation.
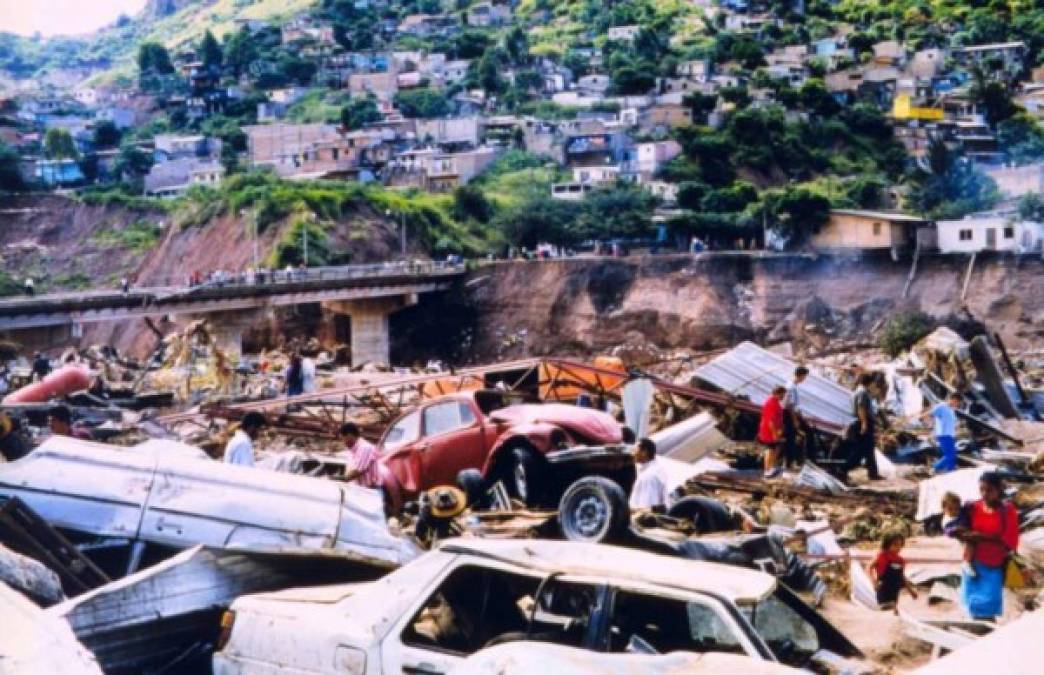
[464,253,1044,363]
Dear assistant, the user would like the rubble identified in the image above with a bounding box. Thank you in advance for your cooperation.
[0,330,1041,673]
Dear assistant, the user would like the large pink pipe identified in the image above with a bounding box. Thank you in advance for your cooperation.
[3,365,92,404]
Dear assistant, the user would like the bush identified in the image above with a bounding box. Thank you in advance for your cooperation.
[878,311,936,357]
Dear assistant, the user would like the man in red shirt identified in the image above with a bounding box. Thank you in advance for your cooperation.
[758,386,786,479]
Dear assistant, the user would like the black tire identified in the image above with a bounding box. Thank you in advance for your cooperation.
[558,476,630,543]
[666,496,736,533]
[509,445,544,506]
[456,468,487,508]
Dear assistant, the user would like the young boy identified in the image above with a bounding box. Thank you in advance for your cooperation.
[868,531,918,613]
[942,491,976,578]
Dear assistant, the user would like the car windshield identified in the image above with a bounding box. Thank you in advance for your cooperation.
[739,591,820,665]
[383,411,421,451]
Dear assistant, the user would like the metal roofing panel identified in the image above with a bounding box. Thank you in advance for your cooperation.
[692,341,855,428]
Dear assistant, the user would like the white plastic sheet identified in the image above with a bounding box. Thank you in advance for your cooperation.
[622,378,655,440]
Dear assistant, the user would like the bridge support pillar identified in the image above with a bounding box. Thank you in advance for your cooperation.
[198,309,261,360]
[324,294,417,367]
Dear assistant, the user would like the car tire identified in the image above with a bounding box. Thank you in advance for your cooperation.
[510,446,544,506]
[558,476,629,543]
[456,468,487,508]
[666,496,736,533]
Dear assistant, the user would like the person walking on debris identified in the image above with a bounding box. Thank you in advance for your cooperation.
[629,437,669,510]
[758,386,786,479]
[845,373,882,481]
[223,412,266,467]
[285,353,304,397]
[923,392,962,474]
[301,352,317,394]
[868,531,917,613]
[338,422,382,488]
[31,352,51,381]
[783,366,810,468]
[955,472,1019,621]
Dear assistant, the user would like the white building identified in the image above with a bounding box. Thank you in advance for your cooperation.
[936,215,1044,254]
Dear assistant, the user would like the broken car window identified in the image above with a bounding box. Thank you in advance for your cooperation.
[384,411,421,450]
[742,592,820,663]
[402,566,600,655]
[607,591,745,656]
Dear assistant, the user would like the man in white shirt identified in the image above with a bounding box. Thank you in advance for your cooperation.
[223,412,266,467]
[301,354,317,394]
[629,438,669,510]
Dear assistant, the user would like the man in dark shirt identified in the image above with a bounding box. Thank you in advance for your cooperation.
[845,373,881,480]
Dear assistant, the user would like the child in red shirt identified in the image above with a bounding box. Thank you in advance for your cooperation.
[868,532,918,612]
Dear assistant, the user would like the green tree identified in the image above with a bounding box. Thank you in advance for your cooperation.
[200,30,223,70]
[223,27,260,77]
[611,65,655,95]
[764,187,831,247]
[476,49,506,95]
[340,96,381,129]
[908,139,1000,219]
[394,88,450,118]
[701,181,758,212]
[453,184,492,222]
[798,79,840,117]
[92,120,121,148]
[997,113,1044,164]
[677,181,709,210]
[504,25,530,66]
[1017,192,1044,221]
[683,92,717,124]
[969,70,1017,127]
[0,142,24,191]
[137,41,174,74]
[44,128,78,159]
[579,185,658,240]
[493,193,582,248]
[114,142,154,183]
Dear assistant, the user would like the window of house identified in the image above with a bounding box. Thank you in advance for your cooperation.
[1003,226,1014,239]
[959,229,973,241]
[332,148,340,160]
[872,222,882,236]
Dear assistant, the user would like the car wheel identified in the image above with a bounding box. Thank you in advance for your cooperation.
[510,446,543,506]
[558,476,629,543]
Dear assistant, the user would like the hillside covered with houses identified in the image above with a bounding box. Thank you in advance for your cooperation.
[2,0,1044,268]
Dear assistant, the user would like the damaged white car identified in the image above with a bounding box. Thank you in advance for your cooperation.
[0,437,419,573]
[214,539,864,674]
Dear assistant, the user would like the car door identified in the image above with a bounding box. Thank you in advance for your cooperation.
[380,560,533,674]
[418,401,486,489]
[380,410,424,493]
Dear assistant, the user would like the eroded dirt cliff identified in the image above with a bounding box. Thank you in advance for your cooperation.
[464,253,1044,363]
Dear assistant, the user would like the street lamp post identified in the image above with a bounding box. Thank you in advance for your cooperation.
[386,209,406,259]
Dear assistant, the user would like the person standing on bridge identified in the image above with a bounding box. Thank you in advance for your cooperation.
[23,277,34,296]
[121,277,130,295]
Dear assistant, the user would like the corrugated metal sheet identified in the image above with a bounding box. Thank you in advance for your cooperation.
[692,341,855,428]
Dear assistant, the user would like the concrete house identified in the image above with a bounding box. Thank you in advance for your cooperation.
[144,157,225,197]
[606,25,641,42]
[953,42,1026,74]
[347,71,399,100]
[936,214,1044,254]
[467,1,512,27]
[810,209,927,252]
[154,134,221,162]
[414,117,481,146]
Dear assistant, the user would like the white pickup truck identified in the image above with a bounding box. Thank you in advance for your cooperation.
[214,539,865,674]
[0,437,419,569]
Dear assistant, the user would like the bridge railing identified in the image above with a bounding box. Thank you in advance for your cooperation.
[148,260,466,292]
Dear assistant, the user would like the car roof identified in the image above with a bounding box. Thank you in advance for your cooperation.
[437,539,775,603]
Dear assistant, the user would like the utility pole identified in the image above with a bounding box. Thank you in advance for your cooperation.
[401,210,406,257]
[302,219,309,267]
[251,208,259,271]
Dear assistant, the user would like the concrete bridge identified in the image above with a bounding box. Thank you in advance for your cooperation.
[0,261,465,364]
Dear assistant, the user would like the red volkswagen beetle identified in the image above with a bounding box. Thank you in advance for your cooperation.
[377,390,629,512]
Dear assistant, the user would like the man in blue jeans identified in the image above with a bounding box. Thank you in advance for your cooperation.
[924,392,962,473]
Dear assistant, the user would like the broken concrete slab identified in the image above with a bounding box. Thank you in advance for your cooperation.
[0,542,64,607]
[913,609,1044,674]
[649,411,727,463]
